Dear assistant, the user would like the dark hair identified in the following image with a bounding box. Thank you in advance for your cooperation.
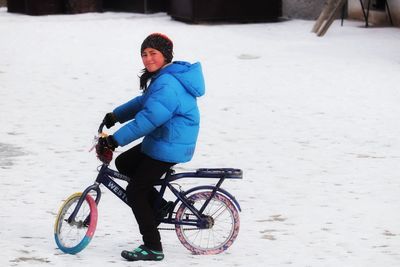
[139,69,156,91]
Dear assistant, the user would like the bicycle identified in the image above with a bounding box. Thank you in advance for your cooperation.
[54,123,243,255]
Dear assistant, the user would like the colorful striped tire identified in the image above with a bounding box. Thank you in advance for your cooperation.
[175,191,240,255]
[54,192,98,254]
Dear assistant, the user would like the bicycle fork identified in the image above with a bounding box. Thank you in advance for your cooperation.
[67,183,101,225]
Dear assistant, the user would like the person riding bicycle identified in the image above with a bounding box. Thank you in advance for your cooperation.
[97,33,205,261]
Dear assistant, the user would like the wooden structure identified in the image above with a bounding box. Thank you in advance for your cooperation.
[169,0,282,23]
[103,0,166,13]
[7,0,103,15]
[313,0,394,36]
[312,0,347,36]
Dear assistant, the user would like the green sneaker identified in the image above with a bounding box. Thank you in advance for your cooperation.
[121,245,164,261]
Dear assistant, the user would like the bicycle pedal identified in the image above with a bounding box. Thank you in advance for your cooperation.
[156,201,174,219]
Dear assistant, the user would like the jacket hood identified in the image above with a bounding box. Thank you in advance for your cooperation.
[157,61,205,97]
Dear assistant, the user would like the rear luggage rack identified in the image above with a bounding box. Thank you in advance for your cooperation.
[196,168,243,179]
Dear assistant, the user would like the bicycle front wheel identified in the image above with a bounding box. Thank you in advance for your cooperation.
[54,192,98,254]
[175,191,240,255]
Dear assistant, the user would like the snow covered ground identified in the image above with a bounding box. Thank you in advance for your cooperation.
[1,7,400,267]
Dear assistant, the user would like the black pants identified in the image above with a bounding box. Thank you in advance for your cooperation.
[115,143,176,251]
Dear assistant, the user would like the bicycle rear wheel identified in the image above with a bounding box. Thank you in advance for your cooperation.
[175,191,240,255]
[54,192,98,254]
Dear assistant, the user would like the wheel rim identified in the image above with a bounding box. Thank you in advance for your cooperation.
[54,193,97,254]
[175,192,240,254]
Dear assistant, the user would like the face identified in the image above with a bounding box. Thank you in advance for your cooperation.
[141,48,166,72]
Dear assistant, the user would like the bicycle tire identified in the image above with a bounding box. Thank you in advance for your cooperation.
[175,191,240,255]
[54,192,98,254]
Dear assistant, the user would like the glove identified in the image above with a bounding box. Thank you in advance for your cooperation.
[103,112,117,129]
[95,135,118,164]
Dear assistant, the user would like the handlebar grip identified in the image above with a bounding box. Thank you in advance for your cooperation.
[98,122,105,134]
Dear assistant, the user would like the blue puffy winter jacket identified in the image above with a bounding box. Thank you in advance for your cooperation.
[112,61,205,163]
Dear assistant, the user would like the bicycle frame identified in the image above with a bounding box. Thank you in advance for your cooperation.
[68,164,242,229]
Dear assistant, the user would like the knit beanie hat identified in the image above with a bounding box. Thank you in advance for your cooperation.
[140,33,173,63]
[141,33,174,63]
